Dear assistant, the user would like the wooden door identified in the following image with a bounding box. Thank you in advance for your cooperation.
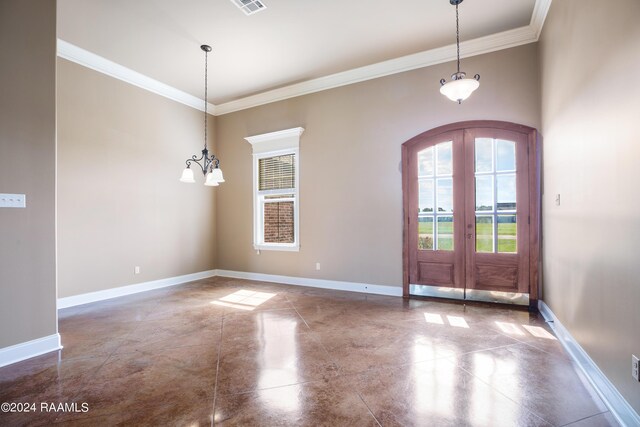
[402,121,541,307]
[463,128,530,295]
[407,131,465,290]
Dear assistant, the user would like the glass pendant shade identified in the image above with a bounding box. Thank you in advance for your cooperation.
[204,172,220,186]
[180,167,195,183]
[440,77,480,103]
[209,167,225,183]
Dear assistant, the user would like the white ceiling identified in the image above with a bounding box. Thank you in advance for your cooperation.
[57,0,538,107]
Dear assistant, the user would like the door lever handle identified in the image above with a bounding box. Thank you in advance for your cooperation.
[466,233,473,239]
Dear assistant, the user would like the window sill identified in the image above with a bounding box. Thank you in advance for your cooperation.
[254,244,300,252]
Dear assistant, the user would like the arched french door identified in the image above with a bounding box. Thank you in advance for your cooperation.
[401,121,541,309]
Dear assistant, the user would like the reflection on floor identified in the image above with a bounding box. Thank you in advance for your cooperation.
[0,277,617,426]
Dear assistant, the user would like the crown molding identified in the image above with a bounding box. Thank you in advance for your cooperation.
[215,0,551,115]
[530,0,552,39]
[57,39,217,115]
[215,25,536,115]
[57,0,551,116]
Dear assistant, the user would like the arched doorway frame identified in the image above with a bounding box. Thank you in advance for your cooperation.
[401,120,542,310]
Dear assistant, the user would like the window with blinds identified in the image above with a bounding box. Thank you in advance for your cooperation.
[249,127,303,251]
[255,151,298,249]
[259,154,295,191]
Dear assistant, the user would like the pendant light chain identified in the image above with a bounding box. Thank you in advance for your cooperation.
[456,3,460,74]
[203,48,208,150]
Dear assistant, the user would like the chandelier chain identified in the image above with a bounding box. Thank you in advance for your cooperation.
[204,48,208,150]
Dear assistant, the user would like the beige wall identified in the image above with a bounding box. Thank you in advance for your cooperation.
[57,59,217,298]
[0,1,58,347]
[215,44,540,287]
[539,0,640,413]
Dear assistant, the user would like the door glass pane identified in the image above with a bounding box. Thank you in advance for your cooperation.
[418,216,434,250]
[475,138,493,172]
[418,147,434,177]
[475,175,493,211]
[474,137,519,254]
[496,139,516,172]
[476,216,494,253]
[436,141,453,176]
[496,174,516,211]
[436,178,453,213]
[437,216,454,251]
[417,140,454,253]
[418,179,434,213]
[497,215,517,253]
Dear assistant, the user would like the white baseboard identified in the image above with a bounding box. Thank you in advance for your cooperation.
[57,269,217,309]
[57,268,401,309]
[215,269,403,297]
[0,334,62,368]
[539,301,640,427]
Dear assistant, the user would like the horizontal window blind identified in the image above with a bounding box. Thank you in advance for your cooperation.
[265,194,294,200]
[259,154,295,191]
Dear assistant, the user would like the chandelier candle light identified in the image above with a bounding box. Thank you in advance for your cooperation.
[180,44,224,186]
[439,0,480,104]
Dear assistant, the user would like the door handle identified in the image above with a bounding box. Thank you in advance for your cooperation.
[466,233,473,239]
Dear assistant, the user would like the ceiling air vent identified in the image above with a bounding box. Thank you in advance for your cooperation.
[229,0,267,16]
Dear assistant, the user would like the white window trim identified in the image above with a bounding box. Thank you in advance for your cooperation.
[245,128,304,252]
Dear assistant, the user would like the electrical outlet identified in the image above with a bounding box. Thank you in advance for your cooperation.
[555,194,561,206]
[633,355,639,381]
[315,262,321,271]
[134,266,141,275]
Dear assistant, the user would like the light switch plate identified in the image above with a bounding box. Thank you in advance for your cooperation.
[0,193,26,208]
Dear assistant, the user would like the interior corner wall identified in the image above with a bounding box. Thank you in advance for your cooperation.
[539,0,640,413]
[0,0,58,348]
[56,59,217,298]
[214,43,541,288]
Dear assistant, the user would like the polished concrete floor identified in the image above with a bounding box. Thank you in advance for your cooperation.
[1,277,616,426]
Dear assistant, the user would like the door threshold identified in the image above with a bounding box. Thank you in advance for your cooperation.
[409,284,529,306]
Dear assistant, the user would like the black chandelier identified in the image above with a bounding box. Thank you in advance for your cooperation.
[439,0,480,103]
[180,44,224,186]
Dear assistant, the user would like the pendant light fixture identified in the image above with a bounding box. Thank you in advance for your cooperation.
[439,0,480,104]
[180,44,224,186]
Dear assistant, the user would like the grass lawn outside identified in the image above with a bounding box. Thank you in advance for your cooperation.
[418,221,516,252]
